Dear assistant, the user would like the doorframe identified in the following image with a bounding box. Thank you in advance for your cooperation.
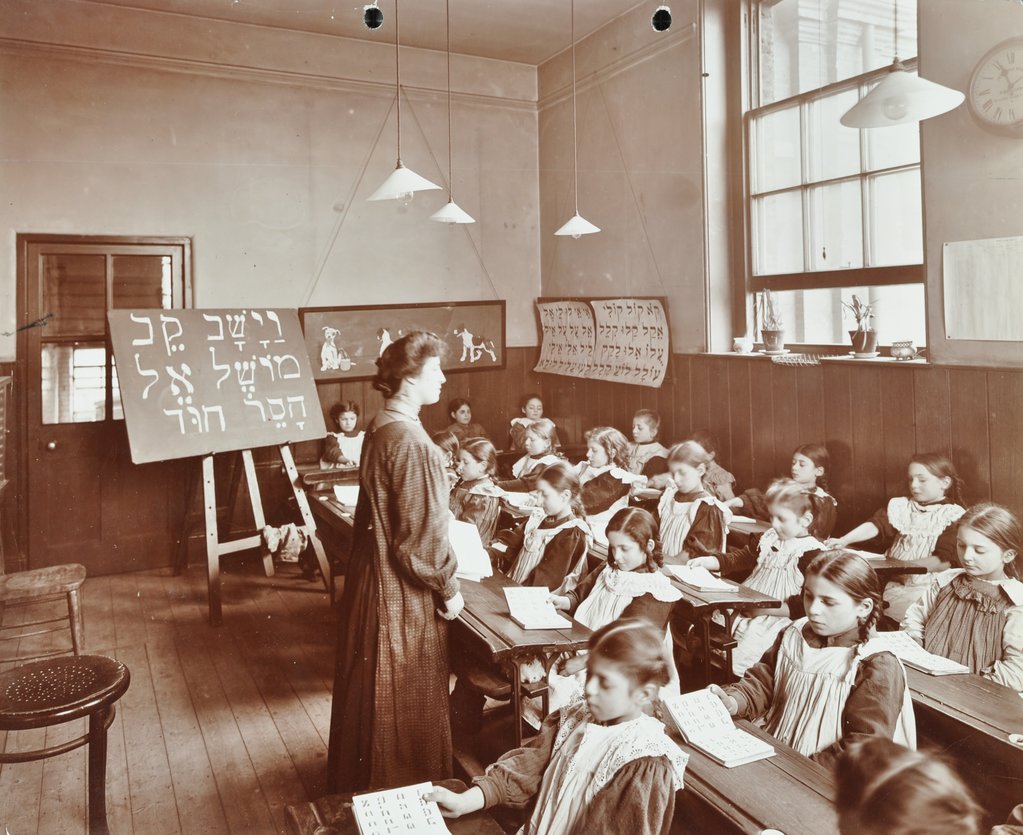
[12,234,193,568]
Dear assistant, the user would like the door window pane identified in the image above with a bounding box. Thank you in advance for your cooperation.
[42,254,106,336]
[41,342,108,424]
[809,180,863,271]
[112,255,173,309]
[752,106,802,193]
[870,169,923,266]
[753,191,804,275]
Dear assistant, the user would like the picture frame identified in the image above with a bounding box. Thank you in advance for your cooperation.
[299,300,506,382]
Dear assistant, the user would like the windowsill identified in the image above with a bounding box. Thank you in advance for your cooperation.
[706,348,929,367]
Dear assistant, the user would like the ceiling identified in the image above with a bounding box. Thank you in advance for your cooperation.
[81,0,648,65]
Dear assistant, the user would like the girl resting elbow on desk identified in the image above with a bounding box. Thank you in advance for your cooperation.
[901,503,1023,696]
[430,620,687,835]
[707,551,916,770]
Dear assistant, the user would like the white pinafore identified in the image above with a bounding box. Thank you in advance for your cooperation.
[520,700,687,835]
[763,618,916,758]
[547,568,683,711]
[729,530,823,676]
[657,481,731,558]
[509,511,591,593]
[882,497,965,622]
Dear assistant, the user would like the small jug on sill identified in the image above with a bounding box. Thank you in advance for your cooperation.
[890,340,919,361]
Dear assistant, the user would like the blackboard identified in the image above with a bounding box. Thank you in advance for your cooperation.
[109,309,327,464]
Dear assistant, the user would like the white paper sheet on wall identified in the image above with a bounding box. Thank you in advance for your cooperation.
[943,236,1023,342]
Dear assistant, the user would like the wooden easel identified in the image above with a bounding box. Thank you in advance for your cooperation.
[196,444,332,626]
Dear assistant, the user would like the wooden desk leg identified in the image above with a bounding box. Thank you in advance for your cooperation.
[87,705,112,835]
[510,661,523,749]
[700,616,713,688]
[202,455,222,627]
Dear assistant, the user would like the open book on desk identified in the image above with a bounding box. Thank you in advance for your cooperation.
[666,564,737,592]
[661,690,775,768]
[868,630,971,676]
[449,519,493,583]
[503,586,572,630]
[351,781,449,835]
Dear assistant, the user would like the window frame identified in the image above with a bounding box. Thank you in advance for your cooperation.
[741,1,925,343]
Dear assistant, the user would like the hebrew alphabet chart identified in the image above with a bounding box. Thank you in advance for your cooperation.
[109,308,326,464]
[534,297,670,388]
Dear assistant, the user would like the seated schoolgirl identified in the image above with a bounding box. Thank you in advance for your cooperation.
[834,737,984,835]
[687,429,736,502]
[446,397,489,444]
[449,438,505,547]
[708,551,916,769]
[490,462,591,593]
[320,400,364,468]
[727,442,838,539]
[627,409,669,477]
[431,430,461,491]
[657,441,732,562]
[430,620,688,835]
[827,452,966,623]
[901,502,1023,695]
[575,426,644,545]
[689,479,825,676]
[498,418,562,489]
[508,393,561,452]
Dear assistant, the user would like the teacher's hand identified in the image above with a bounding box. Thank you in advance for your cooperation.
[437,591,465,621]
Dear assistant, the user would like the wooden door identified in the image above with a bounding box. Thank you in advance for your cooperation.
[19,237,191,574]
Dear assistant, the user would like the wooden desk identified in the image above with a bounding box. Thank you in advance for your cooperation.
[906,668,1023,823]
[665,570,780,686]
[670,719,838,834]
[309,495,356,575]
[454,571,591,746]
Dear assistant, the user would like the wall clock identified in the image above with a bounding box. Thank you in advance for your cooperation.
[968,37,1023,135]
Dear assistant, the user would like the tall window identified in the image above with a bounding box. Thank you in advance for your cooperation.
[747,0,926,346]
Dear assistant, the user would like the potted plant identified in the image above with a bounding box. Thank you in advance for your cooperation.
[760,289,785,353]
[842,294,878,355]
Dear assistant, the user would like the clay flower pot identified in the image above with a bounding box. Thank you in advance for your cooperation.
[762,329,786,352]
[849,329,878,355]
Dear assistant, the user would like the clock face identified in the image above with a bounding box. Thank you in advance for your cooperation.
[969,38,1023,131]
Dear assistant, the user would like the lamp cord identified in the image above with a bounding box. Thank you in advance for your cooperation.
[395,0,402,163]
[571,0,578,215]
[446,0,453,199]
[893,0,900,62]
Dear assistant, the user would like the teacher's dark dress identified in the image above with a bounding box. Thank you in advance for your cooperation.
[327,397,460,793]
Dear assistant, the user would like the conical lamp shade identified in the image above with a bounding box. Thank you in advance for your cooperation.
[367,162,441,201]
[430,199,475,224]
[554,212,600,238]
[841,61,964,128]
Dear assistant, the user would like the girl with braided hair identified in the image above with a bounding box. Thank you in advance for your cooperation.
[707,551,916,769]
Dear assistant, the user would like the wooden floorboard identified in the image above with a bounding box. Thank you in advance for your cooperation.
[0,557,340,834]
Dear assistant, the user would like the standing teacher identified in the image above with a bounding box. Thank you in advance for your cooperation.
[327,331,464,793]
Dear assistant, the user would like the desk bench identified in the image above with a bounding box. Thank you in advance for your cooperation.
[670,719,838,835]
[906,668,1023,824]
[454,572,590,748]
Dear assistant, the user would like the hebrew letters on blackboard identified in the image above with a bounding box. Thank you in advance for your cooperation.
[109,309,326,464]
[534,297,670,388]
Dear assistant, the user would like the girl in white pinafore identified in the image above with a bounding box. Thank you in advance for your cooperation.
[718,552,916,768]
[828,454,966,623]
[657,441,731,560]
[690,480,824,676]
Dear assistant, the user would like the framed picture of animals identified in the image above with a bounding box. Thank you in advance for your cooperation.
[299,300,506,382]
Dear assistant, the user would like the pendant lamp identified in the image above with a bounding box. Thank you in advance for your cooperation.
[554,0,599,237]
[840,2,963,128]
[430,0,474,224]
[368,0,441,202]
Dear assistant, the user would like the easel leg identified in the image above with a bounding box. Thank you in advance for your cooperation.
[279,444,333,598]
[202,454,222,627]
[241,449,274,577]
[174,465,199,575]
